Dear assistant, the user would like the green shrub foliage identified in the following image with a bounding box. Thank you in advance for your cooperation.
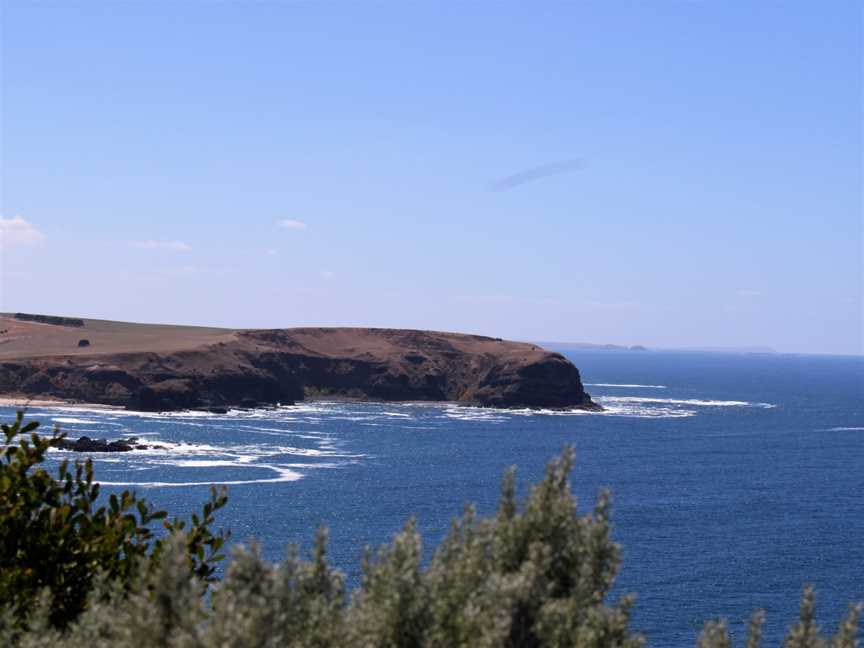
[0,411,227,629]
[0,413,860,647]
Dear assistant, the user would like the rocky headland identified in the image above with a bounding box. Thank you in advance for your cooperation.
[0,314,599,412]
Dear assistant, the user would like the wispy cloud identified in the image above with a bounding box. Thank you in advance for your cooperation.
[489,159,583,192]
[278,219,307,230]
[0,216,45,246]
[320,270,336,280]
[151,265,231,278]
[455,294,561,307]
[583,300,642,312]
[736,289,762,298]
[131,240,192,252]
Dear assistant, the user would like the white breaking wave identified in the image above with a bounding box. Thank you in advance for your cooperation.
[93,408,222,420]
[590,401,696,418]
[282,462,347,469]
[15,395,781,490]
[438,396,773,420]
[585,383,668,389]
[91,439,360,488]
[441,406,509,423]
[25,401,367,488]
[171,460,239,468]
[824,426,864,431]
[439,404,693,420]
[129,442,225,456]
[596,396,775,408]
[52,417,99,424]
[98,465,304,488]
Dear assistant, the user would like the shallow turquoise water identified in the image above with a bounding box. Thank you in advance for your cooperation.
[5,350,862,646]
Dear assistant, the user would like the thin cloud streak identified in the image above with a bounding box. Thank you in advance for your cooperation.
[278,219,307,230]
[489,159,584,192]
[455,294,562,307]
[131,240,191,252]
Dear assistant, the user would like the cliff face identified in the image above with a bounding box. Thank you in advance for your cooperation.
[0,317,598,412]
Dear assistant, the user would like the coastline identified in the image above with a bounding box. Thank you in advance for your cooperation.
[0,393,602,414]
[0,396,125,411]
[1,317,596,412]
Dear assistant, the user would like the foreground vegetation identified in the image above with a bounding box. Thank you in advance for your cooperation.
[1,412,860,647]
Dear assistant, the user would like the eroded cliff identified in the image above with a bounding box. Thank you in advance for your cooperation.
[0,316,598,412]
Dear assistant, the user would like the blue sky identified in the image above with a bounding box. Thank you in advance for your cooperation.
[1,2,861,354]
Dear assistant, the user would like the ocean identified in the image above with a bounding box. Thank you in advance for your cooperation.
[4,350,862,646]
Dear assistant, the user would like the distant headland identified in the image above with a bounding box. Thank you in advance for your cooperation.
[539,340,780,355]
[537,341,648,352]
[0,313,599,412]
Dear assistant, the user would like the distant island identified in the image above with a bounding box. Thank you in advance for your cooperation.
[539,341,780,355]
[0,313,599,412]
[538,341,648,352]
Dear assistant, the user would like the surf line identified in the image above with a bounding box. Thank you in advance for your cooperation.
[584,383,667,389]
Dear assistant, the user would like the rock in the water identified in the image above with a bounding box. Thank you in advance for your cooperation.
[56,436,151,452]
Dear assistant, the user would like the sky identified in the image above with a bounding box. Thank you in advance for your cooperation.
[1,1,861,355]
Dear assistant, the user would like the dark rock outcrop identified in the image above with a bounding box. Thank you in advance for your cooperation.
[0,324,599,412]
[56,436,154,452]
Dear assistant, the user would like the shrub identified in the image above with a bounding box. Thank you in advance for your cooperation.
[0,411,227,629]
[696,589,861,648]
[0,413,860,647]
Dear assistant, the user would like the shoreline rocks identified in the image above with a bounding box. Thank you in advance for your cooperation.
[56,436,154,452]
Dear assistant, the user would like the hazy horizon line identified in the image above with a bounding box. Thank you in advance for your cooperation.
[1,310,861,359]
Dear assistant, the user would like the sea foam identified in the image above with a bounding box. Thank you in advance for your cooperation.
[585,383,668,389]
[596,396,775,408]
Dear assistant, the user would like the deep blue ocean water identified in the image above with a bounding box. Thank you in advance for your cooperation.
[4,350,862,646]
